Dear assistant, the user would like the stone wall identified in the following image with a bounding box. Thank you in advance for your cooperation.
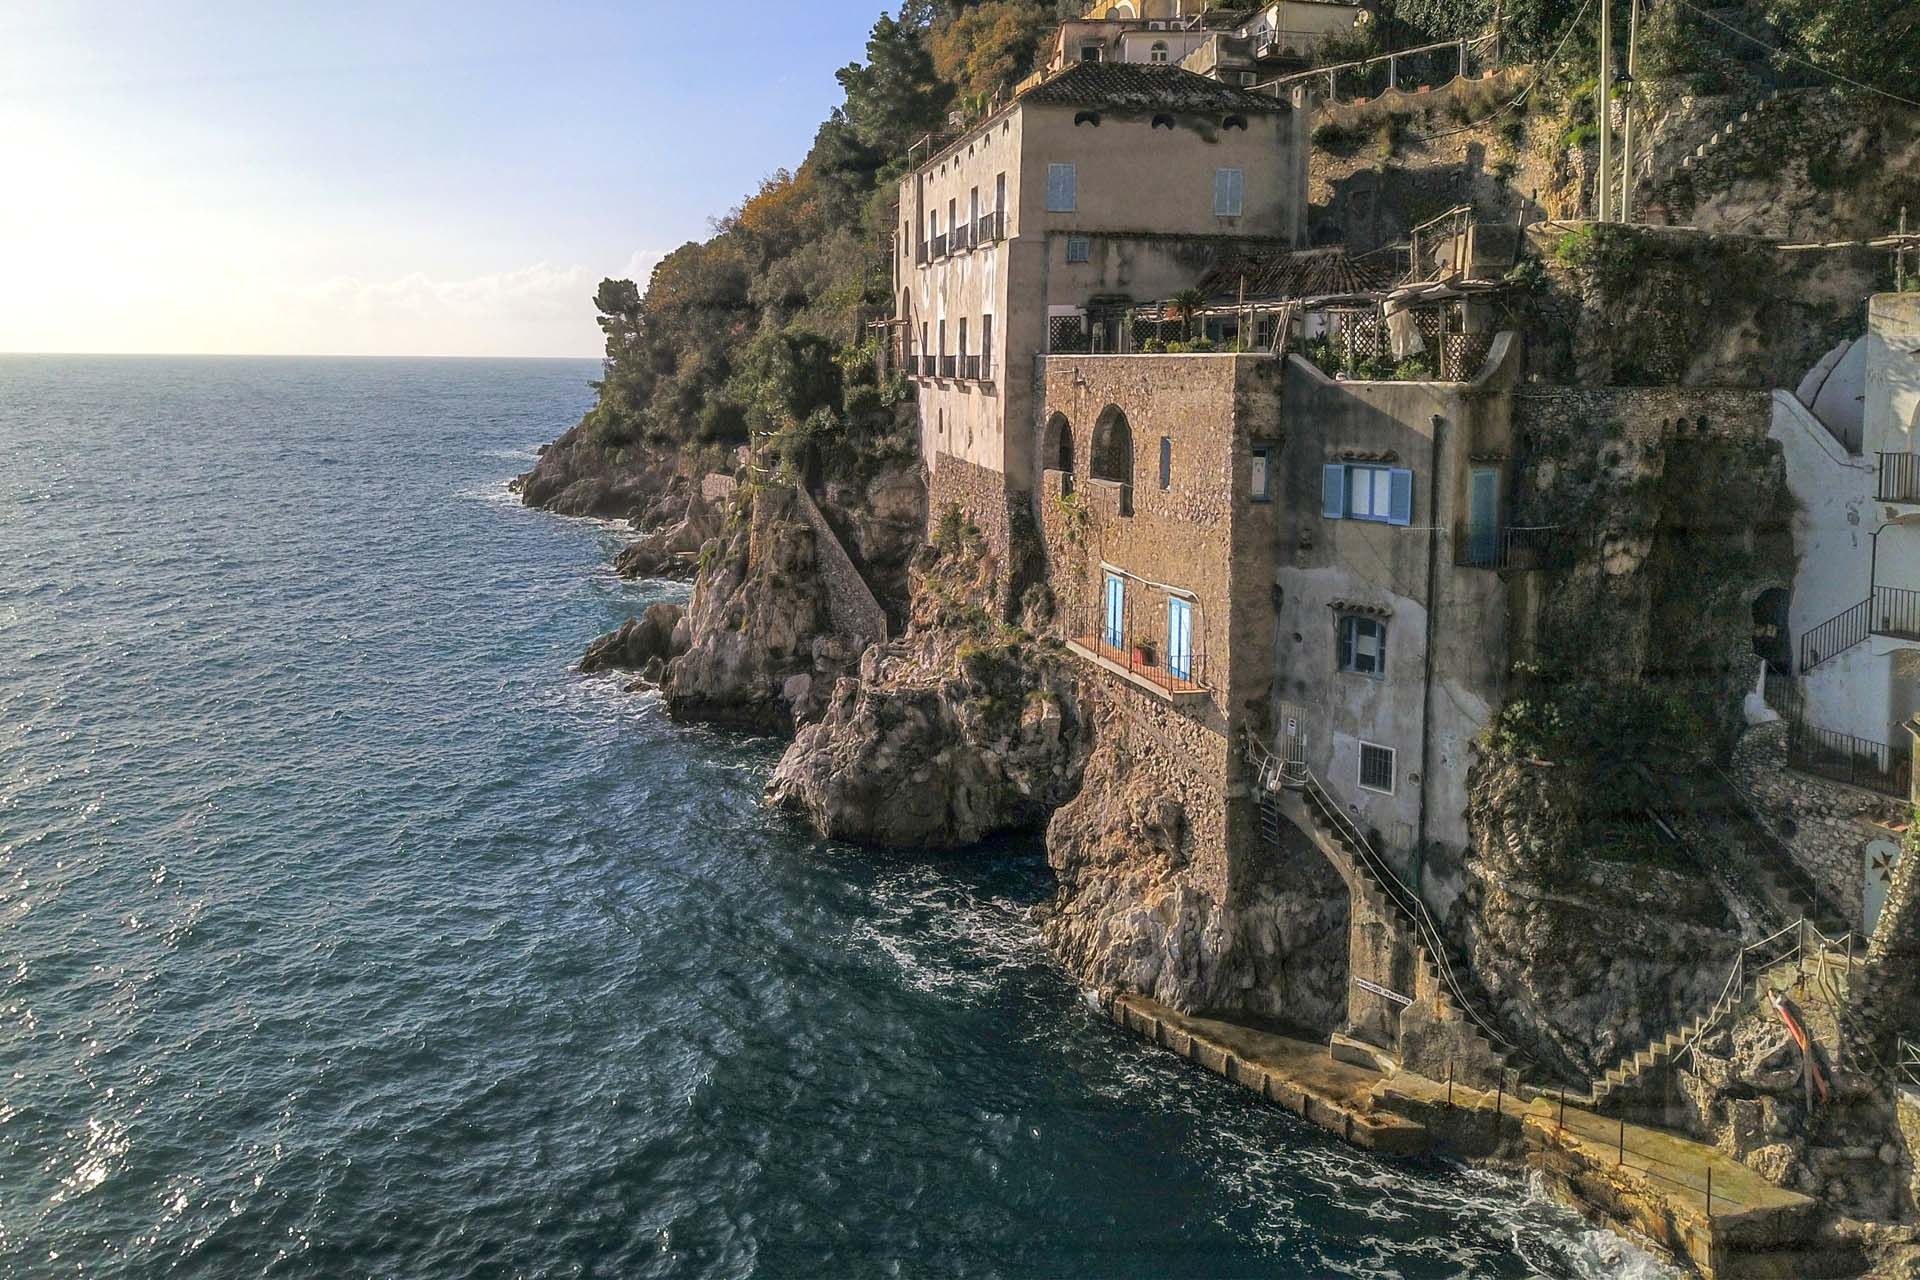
[928,450,1018,573]
[1513,386,1772,446]
[791,484,889,651]
[1726,721,1908,931]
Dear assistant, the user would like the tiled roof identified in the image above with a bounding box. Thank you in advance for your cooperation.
[1195,245,1401,302]
[1018,62,1290,115]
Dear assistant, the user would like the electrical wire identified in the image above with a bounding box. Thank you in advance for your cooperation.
[1400,0,1595,143]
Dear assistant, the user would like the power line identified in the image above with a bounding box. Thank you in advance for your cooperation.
[1666,0,1920,109]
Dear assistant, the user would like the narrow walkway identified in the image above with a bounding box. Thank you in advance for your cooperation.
[1112,995,1822,1278]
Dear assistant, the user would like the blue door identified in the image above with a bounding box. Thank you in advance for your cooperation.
[1103,574,1125,649]
[1167,597,1193,680]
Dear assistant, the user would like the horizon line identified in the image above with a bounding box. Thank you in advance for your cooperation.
[0,349,606,361]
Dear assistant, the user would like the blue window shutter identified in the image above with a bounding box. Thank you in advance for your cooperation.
[1388,468,1413,525]
[1321,464,1345,518]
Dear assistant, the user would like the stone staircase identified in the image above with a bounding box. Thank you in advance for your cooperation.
[1247,742,1523,1083]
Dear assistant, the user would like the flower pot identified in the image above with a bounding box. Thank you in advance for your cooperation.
[1132,645,1155,667]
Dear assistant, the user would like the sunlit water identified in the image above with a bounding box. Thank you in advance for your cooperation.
[0,355,1677,1278]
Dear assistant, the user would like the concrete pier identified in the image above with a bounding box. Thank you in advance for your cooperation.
[1107,994,1826,1278]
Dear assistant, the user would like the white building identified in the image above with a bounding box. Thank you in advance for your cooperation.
[1767,292,1920,802]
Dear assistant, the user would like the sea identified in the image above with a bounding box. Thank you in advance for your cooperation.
[0,355,1678,1278]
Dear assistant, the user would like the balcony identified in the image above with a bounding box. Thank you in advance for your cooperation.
[1879,452,1920,505]
[1874,586,1920,644]
[939,354,956,379]
[1063,605,1209,702]
[1453,524,1565,572]
[952,222,972,253]
[979,350,993,381]
[977,211,1006,243]
[915,241,928,266]
[961,354,980,380]
[932,232,948,259]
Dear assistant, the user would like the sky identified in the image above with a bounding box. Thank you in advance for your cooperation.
[0,2,885,357]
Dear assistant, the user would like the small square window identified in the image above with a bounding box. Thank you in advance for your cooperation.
[1359,742,1395,794]
[1338,614,1386,678]
[1066,235,1091,263]
[1250,448,1271,502]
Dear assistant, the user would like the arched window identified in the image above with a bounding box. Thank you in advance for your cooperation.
[1222,114,1248,130]
[1046,412,1074,492]
[1074,110,1102,127]
[1091,406,1135,515]
[1151,113,1175,129]
[1150,41,1169,63]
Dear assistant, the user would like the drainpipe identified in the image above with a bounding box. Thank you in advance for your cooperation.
[1414,412,1445,898]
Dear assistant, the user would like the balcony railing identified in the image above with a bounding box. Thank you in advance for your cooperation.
[931,232,948,259]
[977,211,1006,243]
[1787,717,1914,799]
[1453,524,1565,572]
[952,222,972,253]
[979,349,993,381]
[962,354,980,380]
[1063,603,1209,696]
[915,241,928,266]
[939,354,956,378]
[1879,452,1920,503]
[1874,585,1920,643]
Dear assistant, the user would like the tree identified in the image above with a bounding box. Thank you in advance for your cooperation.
[1167,287,1207,341]
[929,1,1056,104]
[1760,0,1920,96]
[834,13,949,156]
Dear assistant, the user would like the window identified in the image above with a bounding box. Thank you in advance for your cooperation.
[1158,436,1171,489]
[1339,615,1386,678]
[1150,40,1169,63]
[969,186,979,230]
[1321,464,1412,525]
[1066,235,1091,263]
[958,317,968,357]
[1103,573,1125,648]
[1167,598,1193,680]
[938,319,947,356]
[995,172,1006,216]
[1359,742,1396,794]
[980,314,993,375]
[1214,168,1244,217]
[1046,163,1077,212]
[1080,44,1101,62]
[1250,448,1271,502]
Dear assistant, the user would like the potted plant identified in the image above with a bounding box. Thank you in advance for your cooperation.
[1131,636,1157,667]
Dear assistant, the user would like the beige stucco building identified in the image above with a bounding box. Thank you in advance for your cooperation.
[894,60,1308,541]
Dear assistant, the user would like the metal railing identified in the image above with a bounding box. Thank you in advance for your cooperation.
[1874,585,1920,642]
[1678,919,1856,1072]
[976,211,1005,244]
[951,222,972,253]
[1800,597,1873,672]
[1257,33,1497,103]
[979,349,993,381]
[1244,734,1526,1068]
[915,242,928,266]
[1900,1038,1920,1089]
[1065,603,1209,690]
[1453,524,1565,571]
[962,354,980,380]
[938,354,956,378]
[1787,717,1914,799]
[1879,452,1920,503]
[931,232,948,259]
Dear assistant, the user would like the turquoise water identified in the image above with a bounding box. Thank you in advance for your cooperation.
[0,355,1671,1278]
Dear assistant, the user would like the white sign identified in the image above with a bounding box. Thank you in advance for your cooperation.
[1353,976,1412,1007]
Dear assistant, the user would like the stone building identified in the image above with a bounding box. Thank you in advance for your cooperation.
[894,59,1308,553]
[1049,0,1368,85]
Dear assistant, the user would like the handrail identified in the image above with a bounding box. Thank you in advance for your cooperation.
[1256,33,1497,96]
[1900,1038,1920,1088]
[1800,596,1873,672]
[1676,918,1853,1072]
[1245,732,1525,1065]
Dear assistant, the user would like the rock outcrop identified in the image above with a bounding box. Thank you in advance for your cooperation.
[1040,708,1350,1031]
[1461,756,1743,1079]
[663,483,853,734]
[512,425,679,520]
[764,511,1092,848]
[580,602,689,685]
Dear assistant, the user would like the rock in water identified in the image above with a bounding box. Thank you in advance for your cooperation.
[579,602,687,676]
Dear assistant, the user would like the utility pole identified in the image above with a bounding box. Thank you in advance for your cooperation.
[1596,0,1613,222]
[1620,0,1641,222]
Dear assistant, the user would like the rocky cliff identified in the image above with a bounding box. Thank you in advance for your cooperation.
[765,508,1092,847]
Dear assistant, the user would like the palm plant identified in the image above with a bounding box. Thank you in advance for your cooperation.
[1167,287,1207,342]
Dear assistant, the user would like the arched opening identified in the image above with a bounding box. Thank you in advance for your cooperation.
[1091,405,1134,515]
[1753,587,1791,677]
[1151,113,1175,129]
[1046,412,1075,492]
[1074,110,1103,127]
[1149,40,1169,63]
[1222,114,1248,130]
